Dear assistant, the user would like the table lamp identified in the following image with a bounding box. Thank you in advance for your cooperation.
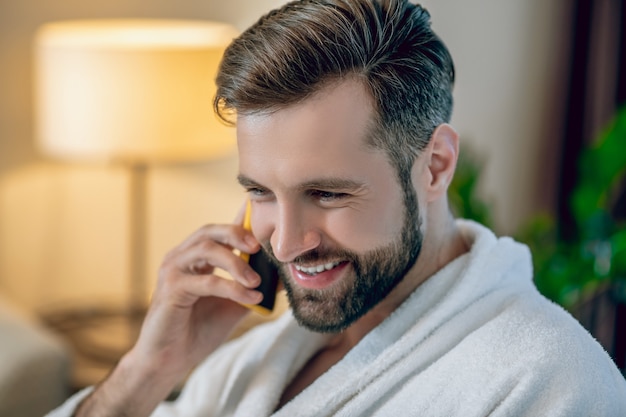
[33,19,238,378]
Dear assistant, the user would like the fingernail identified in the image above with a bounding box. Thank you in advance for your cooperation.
[246,270,261,286]
[245,234,258,248]
[251,291,263,303]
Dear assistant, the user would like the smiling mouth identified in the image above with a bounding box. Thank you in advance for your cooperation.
[294,261,342,276]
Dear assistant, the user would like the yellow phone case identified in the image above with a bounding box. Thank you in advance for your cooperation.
[240,200,279,315]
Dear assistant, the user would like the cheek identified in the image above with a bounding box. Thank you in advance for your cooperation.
[326,197,405,253]
[249,203,276,244]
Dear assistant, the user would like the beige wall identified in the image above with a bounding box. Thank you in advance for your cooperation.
[426,0,569,233]
[0,0,568,313]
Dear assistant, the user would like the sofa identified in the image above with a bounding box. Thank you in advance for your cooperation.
[0,296,71,417]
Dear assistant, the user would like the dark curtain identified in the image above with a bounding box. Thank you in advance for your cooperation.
[556,0,625,369]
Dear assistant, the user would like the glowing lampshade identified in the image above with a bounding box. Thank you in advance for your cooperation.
[34,19,238,163]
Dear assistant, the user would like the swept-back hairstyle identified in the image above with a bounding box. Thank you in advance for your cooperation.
[214,0,455,181]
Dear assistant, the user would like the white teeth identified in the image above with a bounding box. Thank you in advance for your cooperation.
[295,261,340,275]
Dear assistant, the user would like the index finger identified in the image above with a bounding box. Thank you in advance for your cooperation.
[176,223,256,254]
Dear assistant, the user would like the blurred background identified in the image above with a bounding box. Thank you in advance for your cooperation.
[0,0,624,415]
[0,0,568,320]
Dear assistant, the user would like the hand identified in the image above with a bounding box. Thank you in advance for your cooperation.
[134,219,263,378]
[75,210,263,416]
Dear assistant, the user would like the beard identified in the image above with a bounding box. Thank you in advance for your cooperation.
[263,187,423,333]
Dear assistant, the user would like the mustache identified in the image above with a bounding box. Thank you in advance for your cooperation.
[260,243,357,266]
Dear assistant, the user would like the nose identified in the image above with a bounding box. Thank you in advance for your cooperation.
[270,203,321,263]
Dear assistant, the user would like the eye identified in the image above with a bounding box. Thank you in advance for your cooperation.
[246,187,271,200]
[310,190,349,202]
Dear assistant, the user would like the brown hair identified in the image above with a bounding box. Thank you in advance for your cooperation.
[214,0,455,180]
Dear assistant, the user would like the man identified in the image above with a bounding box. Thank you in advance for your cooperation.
[48,0,626,416]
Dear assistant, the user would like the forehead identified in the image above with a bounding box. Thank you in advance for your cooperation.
[237,79,389,186]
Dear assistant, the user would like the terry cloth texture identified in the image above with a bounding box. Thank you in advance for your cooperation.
[47,220,626,417]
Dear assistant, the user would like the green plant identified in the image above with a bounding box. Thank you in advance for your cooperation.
[449,109,626,310]
[517,106,626,309]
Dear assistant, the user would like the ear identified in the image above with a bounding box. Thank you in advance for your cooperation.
[414,123,459,203]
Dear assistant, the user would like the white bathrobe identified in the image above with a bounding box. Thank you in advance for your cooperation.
[48,220,626,416]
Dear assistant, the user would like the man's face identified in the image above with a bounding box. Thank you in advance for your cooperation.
[237,80,423,333]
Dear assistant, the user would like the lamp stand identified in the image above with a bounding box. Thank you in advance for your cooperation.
[128,162,149,337]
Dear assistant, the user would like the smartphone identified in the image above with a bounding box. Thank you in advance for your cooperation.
[240,200,280,315]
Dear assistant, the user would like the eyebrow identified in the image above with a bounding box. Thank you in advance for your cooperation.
[237,174,261,189]
[237,174,367,193]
